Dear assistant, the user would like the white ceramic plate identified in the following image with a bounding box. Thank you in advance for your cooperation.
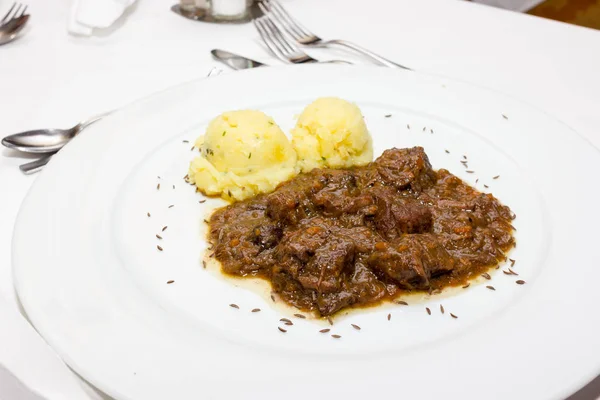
[13,65,600,400]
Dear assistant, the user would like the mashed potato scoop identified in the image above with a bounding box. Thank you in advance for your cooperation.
[292,97,373,172]
[189,110,297,201]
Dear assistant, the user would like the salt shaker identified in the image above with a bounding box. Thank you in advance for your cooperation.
[210,0,250,21]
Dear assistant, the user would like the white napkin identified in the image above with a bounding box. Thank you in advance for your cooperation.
[68,0,137,36]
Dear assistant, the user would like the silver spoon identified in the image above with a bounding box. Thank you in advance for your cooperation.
[2,111,110,154]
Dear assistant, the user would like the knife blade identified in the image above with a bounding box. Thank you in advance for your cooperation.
[211,49,266,70]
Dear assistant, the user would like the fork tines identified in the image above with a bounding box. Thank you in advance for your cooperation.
[2,2,28,25]
[259,0,319,45]
[253,14,314,64]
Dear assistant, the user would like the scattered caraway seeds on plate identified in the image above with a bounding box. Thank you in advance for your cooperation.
[229,304,239,309]
[203,219,209,224]
[509,258,516,267]
[387,313,391,321]
[440,304,445,314]
[162,226,168,232]
[502,114,508,120]
[168,205,174,209]
[172,185,175,189]
[190,146,195,151]
[493,175,500,179]
[516,280,526,285]
[462,283,470,289]
[331,334,341,339]
[460,160,468,165]
[294,313,306,319]
[182,140,189,143]
[385,114,392,118]
[466,170,474,174]
[167,280,174,284]
[445,149,450,154]
[156,183,160,190]
[270,294,275,302]
[422,127,426,132]
[396,300,408,305]
[450,313,458,319]
[509,268,518,276]
[351,324,361,330]
[484,184,489,189]
[198,199,206,204]
[278,327,287,333]
[251,308,261,313]
[503,270,511,275]
[147,212,151,217]
[463,155,467,160]
[156,234,162,239]
[426,307,431,315]
[430,128,434,134]
[407,124,410,129]
[327,317,334,326]
[202,260,206,269]
[319,328,330,333]
[481,273,491,280]
[475,178,479,184]
[284,321,293,326]
[486,285,496,291]
[156,245,163,251]
[280,318,292,324]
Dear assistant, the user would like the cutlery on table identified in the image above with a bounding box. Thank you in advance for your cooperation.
[6,68,223,174]
[260,0,410,70]
[211,49,266,70]
[253,14,350,65]
[0,2,29,46]
[19,154,53,175]
[2,111,110,154]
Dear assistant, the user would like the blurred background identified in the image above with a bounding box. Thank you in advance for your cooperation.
[475,0,600,29]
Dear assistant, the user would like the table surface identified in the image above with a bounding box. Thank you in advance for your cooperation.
[1,0,599,398]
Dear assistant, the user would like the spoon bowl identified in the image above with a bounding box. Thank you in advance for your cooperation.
[1,111,109,154]
[2,127,77,154]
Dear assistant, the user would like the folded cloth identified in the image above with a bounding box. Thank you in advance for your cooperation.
[68,0,137,36]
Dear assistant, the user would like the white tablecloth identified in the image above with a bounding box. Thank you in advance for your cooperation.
[1,0,599,398]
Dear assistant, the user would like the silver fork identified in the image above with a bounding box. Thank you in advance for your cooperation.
[0,2,29,45]
[253,14,349,65]
[260,0,410,70]
[1,2,27,25]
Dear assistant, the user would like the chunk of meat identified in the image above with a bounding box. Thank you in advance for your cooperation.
[249,223,282,249]
[368,186,432,239]
[298,239,355,293]
[375,147,437,191]
[367,235,455,289]
[265,174,320,225]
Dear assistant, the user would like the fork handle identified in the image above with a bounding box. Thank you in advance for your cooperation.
[19,155,53,174]
[321,39,411,70]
